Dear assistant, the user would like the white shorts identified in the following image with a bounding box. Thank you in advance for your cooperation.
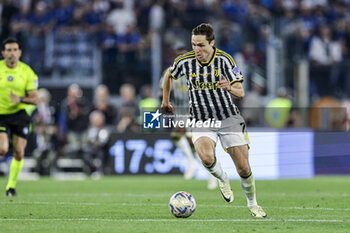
[192,115,250,151]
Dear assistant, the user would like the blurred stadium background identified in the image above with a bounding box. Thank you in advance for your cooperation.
[0,0,350,180]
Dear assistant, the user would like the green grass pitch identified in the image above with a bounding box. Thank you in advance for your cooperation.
[0,176,349,233]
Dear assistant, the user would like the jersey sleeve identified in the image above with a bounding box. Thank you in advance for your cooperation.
[25,67,39,92]
[223,56,244,85]
[170,58,184,80]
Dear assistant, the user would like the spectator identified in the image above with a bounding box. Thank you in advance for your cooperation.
[87,110,110,176]
[92,84,117,126]
[9,2,30,48]
[32,88,59,175]
[54,0,75,33]
[243,3,269,48]
[309,24,343,97]
[82,0,104,37]
[221,0,248,24]
[29,1,55,37]
[99,22,120,92]
[309,24,342,65]
[60,84,90,152]
[163,18,190,66]
[117,24,141,84]
[116,83,139,132]
[265,87,293,128]
[138,84,159,112]
[106,0,136,35]
[25,1,55,75]
[216,21,243,56]
[242,75,265,126]
[134,0,152,34]
[241,42,263,66]
[0,0,19,42]
[185,0,210,30]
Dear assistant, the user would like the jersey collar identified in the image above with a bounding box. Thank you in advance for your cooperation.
[195,47,217,67]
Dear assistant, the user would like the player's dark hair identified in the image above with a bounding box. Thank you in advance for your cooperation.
[2,38,21,51]
[192,23,215,43]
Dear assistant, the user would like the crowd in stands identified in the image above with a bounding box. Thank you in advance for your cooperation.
[1,0,348,95]
[28,83,159,175]
[1,0,350,174]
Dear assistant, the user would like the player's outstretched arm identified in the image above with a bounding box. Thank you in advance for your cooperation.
[218,75,245,98]
[161,68,175,114]
[10,90,39,105]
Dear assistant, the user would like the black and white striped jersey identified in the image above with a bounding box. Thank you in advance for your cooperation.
[170,47,243,121]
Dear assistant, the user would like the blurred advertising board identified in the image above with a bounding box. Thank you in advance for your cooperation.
[108,130,314,179]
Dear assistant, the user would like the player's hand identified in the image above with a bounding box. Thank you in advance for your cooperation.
[161,102,175,115]
[10,90,21,104]
[218,75,232,91]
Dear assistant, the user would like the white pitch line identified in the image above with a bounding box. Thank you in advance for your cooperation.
[26,193,170,198]
[0,201,99,206]
[1,201,349,212]
[198,204,350,211]
[0,218,346,223]
[259,193,349,197]
[25,192,350,198]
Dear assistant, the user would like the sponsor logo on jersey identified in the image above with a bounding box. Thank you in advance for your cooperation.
[193,80,220,91]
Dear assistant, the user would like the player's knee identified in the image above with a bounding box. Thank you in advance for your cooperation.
[237,165,251,177]
[201,155,215,167]
[13,149,25,159]
[0,147,8,156]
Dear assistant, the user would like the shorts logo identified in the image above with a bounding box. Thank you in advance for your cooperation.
[23,127,29,135]
[143,109,161,129]
[8,76,14,82]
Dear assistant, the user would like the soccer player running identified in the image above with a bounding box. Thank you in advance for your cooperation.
[161,24,266,218]
[160,42,217,189]
[0,38,39,196]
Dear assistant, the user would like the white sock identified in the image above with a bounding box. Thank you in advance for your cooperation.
[176,136,195,163]
[204,157,227,182]
[240,173,258,208]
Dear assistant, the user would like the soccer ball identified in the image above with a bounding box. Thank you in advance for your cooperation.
[169,191,196,218]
